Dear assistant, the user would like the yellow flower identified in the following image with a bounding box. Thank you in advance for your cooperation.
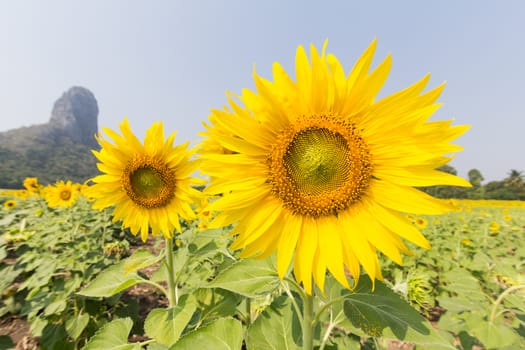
[503,215,512,222]
[87,118,202,242]
[23,177,41,194]
[414,218,428,229]
[461,239,472,246]
[3,199,17,209]
[13,189,30,199]
[489,221,500,233]
[44,180,79,207]
[199,40,470,294]
[502,208,510,215]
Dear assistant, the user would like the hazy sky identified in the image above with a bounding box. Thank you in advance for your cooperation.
[1,1,524,182]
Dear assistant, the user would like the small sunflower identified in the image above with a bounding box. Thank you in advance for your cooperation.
[87,118,202,242]
[414,218,428,229]
[199,40,470,294]
[44,180,79,208]
[460,239,472,246]
[489,221,500,233]
[23,177,41,194]
[3,199,17,209]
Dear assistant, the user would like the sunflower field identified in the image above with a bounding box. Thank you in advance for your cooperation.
[1,41,524,350]
[0,184,524,349]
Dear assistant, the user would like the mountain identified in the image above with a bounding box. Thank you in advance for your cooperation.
[0,87,101,188]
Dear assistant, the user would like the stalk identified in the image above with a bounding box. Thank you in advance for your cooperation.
[302,292,314,350]
[165,236,177,306]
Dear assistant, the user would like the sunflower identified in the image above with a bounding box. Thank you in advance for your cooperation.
[44,180,79,208]
[3,199,17,209]
[199,40,470,294]
[489,222,500,232]
[23,177,41,194]
[87,118,202,242]
[414,218,428,229]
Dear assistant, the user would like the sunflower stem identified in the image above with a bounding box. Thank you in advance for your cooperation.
[165,236,177,307]
[245,298,252,327]
[302,291,314,350]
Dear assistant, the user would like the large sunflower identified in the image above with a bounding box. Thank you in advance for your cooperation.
[87,118,202,242]
[44,180,79,208]
[199,40,470,294]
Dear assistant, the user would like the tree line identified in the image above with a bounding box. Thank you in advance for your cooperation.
[421,166,525,200]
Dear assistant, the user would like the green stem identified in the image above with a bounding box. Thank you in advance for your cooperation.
[165,236,177,306]
[490,284,525,322]
[319,319,335,350]
[245,299,252,327]
[302,292,314,350]
[281,280,304,324]
[139,280,169,299]
[312,297,346,324]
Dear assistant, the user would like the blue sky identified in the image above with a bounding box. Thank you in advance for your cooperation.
[1,1,524,182]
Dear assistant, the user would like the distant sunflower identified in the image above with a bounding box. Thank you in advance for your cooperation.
[489,222,500,232]
[23,177,41,194]
[87,118,202,242]
[3,199,17,209]
[414,218,428,229]
[45,180,79,208]
[200,40,470,294]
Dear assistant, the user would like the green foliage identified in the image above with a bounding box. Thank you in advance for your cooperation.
[246,296,302,350]
[2,191,524,349]
[144,295,197,346]
[0,196,131,348]
[207,257,281,298]
[83,318,141,350]
[170,318,243,350]
[0,137,98,188]
[382,204,525,349]
[342,277,429,338]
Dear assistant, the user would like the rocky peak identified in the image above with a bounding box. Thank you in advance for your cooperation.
[49,86,99,148]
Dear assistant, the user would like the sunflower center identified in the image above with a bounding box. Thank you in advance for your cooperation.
[122,155,176,208]
[60,190,72,200]
[268,115,372,217]
[285,128,350,195]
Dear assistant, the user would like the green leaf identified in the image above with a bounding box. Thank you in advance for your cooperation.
[40,323,72,350]
[18,258,57,291]
[44,298,67,316]
[66,313,90,341]
[77,261,146,298]
[170,318,243,350]
[0,247,7,261]
[144,294,197,346]
[123,248,163,274]
[342,276,429,339]
[246,295,301,350]
[207,256,280,298]
[465,314,521,349]
[0,335,14,350]
[193,288,241,322]
[438,268,488,312]
[83,318,141,350]
[147,344,170,350]
[0,265,21,294]
[380,323,456,350]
